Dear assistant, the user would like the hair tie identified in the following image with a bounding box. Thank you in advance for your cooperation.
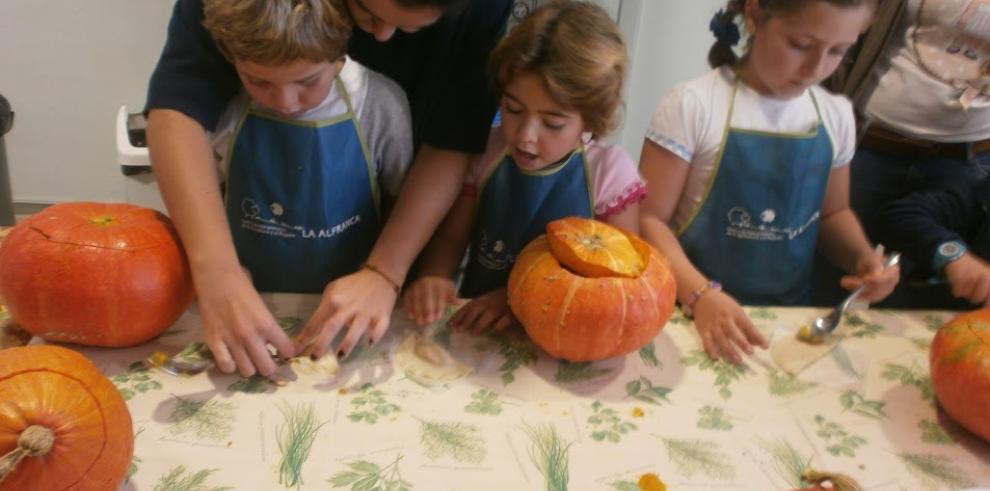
[708,9,741,46]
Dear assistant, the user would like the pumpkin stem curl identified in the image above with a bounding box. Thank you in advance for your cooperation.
[0,425,55,483]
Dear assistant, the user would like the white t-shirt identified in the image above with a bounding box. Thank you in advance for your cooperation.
[865,0,990,142]
[646,66,856,231]
[211,56,413,197]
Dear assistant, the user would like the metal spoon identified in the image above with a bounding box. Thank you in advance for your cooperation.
[803,251,901,343]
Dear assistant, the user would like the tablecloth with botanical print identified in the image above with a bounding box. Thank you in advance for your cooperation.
[53,294,989,491]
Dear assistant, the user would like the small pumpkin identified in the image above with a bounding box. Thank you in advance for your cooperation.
[0,202,193,347]
[508,217,676,361]
[0,345,134,490]
[930,309,990,442]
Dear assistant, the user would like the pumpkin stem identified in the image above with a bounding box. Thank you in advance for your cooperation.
[801,469,863,491]
[88,215,116,227]
[0,425,55,483]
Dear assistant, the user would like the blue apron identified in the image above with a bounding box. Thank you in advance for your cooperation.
[460,148,594,297]
[677,80,834,305]
[225,79,380,293]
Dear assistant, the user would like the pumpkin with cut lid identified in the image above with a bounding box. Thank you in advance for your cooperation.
[507,217,676,361]
[0,202,193,347]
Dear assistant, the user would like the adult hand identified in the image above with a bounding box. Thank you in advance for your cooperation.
[840,250,900,303]
[692,290,767,364]
[448,288,515,335]
[945,253,990,307]
[195,264,294,377]
[403,276,457,326]
[294,267,398,360]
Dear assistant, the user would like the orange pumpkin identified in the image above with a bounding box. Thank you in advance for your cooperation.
[930,309,990,442]
[0,345,133,490]
[508,217,676,361]
[0,202,193,347]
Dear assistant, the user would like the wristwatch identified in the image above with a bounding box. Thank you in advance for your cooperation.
[932,240,968,273]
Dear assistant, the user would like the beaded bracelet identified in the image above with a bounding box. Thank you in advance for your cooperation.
[682,280,722,317]
[362,263,401,294]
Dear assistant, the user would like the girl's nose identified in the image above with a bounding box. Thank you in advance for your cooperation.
[517,118,538,144]
[273,89,299,116]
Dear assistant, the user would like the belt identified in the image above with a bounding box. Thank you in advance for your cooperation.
[860,124,990,159]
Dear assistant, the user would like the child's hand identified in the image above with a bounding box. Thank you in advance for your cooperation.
[449,288,516,334]
[403,276,457,326]
[945,254,990,307]
[692,290,768,364]
[195,264,294,377]
[295,267,399,361]
[840,250,900,303]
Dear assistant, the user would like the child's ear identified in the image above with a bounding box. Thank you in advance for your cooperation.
[743,0,761,31]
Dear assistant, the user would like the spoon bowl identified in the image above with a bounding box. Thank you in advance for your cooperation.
[802,252,901,343]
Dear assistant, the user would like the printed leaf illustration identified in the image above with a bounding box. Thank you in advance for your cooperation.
[474,331,539,385]
[669,309,691,325]
[899,453,973,490]
[276,402,326,488]
[625,376,672,406]
[697,405,732,431]
[839,390,887,419]
[748,306,778,320]
[348,383,401,424]
[464,389,503,415]
[419,419,486,464]
[760,438,812,488]
[127,427,145,482]
[918,419,956,445]
[153,466,231,491]
[638,341,661,368]
[661,437,735,481]
[609,481,640,491]
[328,455,412,491]
[911,337,932,351]
[112,361,163,400]
[681,350,746,400]
[924,314,946,332]
[813,414,865,458]
[587,401,638,443]
[830,344,862,380]
[521,422,571,491]
[167,396,234,442]
[555,361,612,383]
[767,368,816,397]
[173,342,213,366]
[228,374,274,394]
[277,316,304,337]
[843,313,883,338]
[882,363,935,402]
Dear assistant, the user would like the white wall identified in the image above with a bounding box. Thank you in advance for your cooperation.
[0,0,722,205]
[617,0,724,162]
[0,1,175,205]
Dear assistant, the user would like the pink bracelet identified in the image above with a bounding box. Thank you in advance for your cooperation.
[682,280,722,317]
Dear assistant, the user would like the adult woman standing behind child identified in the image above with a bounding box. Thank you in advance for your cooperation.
[639,0,900,363]
[403,0,646,333]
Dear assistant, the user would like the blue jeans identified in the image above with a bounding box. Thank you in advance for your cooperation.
[812,145,990,308]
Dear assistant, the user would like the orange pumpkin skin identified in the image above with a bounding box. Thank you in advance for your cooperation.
[930,309,990,442]
[508,218,676,362]
[0,202,193,347]
[0,345,133,490]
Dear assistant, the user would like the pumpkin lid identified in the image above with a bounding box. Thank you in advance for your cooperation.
[24,202,174,251]
[546,217,647,279]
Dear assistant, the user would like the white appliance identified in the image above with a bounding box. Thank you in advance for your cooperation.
[115,106,167,212]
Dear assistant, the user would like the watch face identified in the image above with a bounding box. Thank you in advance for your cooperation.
[939,241,963,257]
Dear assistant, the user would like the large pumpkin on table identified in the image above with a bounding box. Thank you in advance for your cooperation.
[508,217,676,361]
[0,345,133,490]
[0,202,193,347]
[930,309,990,442]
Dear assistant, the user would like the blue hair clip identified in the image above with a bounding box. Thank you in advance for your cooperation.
[708,9,741,46]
